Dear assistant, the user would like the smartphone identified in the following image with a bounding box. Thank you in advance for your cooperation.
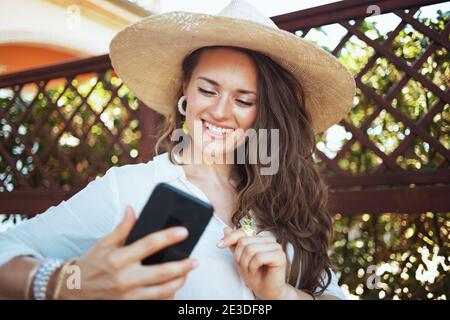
[124,182,214,265]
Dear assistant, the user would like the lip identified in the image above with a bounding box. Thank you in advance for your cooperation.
[202,119,234,140]
[202,118,234,130]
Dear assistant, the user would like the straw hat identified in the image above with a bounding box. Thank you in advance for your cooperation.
[109,0,355,133]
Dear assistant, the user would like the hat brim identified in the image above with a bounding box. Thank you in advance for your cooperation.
[109,11,355,133]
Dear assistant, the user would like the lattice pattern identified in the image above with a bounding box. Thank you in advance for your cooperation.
[307,6,449,183]
[0,70,147,192]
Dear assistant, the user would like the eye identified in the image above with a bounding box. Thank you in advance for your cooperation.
[236,99,254,107]
[198,87,216,96]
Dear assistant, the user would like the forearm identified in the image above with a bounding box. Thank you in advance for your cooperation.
[0,256,40,299]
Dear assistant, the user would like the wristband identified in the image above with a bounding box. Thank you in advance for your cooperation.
[32,258,64,300]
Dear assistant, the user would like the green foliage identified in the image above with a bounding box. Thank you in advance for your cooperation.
[312,8,449,299]
[332,212,449,300]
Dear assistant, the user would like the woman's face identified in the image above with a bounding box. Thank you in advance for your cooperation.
[183,47,258,161]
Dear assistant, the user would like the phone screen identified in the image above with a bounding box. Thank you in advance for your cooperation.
[124,183,214,265]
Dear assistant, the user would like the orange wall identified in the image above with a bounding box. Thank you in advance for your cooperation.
[0,44,84,75]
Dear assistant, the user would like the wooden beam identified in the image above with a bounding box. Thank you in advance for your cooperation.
[271,0,445,31]
[328,185,450,214]
[0,54,111,87]
[2,185,449,217]
[325,169,450,187]
[0,190,79,216]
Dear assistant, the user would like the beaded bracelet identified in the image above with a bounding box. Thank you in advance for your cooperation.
[32,258,64,300]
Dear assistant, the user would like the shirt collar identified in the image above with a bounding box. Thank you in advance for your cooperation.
[152,152,213,204]
[152,152,185,182]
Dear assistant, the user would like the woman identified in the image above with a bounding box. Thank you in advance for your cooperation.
[0,0,355,300]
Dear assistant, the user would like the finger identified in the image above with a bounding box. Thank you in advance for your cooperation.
[224,226,234,236]
[235,241,279,267]
[237,243,282,275]
[248,250,286,275]
[234,237,277,264]
[215,226,236,249]
[217,228,247,248]
[216,226,234,248]
[125,258,199,287]
[125,275,188,300]
[111,226,189,266]
[101,206,136,247]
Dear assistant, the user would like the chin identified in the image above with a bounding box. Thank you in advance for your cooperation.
[200,141,233,162]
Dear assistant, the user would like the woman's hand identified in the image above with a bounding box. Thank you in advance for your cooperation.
[57,206,198,299]
[217,227,289,300]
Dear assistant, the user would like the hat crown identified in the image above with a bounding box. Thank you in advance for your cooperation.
[217,0,279,29]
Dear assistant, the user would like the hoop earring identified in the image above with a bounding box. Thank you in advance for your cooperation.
[177,96,186,116]
[177,96,189,134]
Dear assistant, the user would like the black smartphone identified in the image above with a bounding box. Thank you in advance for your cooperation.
[124,182,214,265]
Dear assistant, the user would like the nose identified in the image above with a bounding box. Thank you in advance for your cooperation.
[209,94,233,120]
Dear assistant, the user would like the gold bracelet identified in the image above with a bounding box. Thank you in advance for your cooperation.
[51,258,78,300]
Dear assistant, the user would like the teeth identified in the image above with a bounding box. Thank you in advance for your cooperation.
[204,121,234,135]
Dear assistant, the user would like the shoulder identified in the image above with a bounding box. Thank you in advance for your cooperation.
[105,158,155,185]
[320,269,347,300]
[103,152,184,217]
[105,152,180,185]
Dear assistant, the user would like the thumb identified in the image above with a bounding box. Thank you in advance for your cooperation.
[224,226,234,236]
[223,226,236,253]
[102,206,136,247]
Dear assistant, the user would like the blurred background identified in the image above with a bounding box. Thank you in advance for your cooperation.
[0,0,449,300]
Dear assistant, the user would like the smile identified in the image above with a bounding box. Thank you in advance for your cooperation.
[202,120,235,138]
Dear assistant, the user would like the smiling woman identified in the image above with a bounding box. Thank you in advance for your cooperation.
[156,44,339,298]
[0,0,354,300]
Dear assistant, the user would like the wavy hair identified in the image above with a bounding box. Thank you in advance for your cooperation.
[155,46,333,295]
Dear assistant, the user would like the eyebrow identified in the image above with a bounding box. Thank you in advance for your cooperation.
[196,76,256,95]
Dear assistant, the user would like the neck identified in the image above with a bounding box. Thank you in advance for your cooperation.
[177,143,235,185]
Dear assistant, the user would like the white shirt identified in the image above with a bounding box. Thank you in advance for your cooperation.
[0,153,346,299]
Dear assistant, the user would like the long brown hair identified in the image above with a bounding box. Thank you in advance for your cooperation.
[156,46,333,295]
